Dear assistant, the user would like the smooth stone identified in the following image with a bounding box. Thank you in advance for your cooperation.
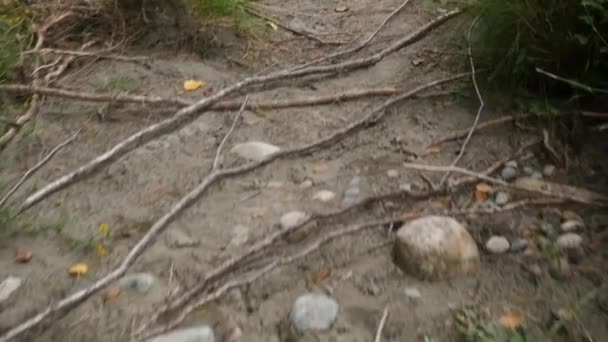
[531,171,543,179]
[230,225,250,246]
[119,273,156,294]
[555,233,583,250]
[399,183,413,192]
[560,220,585,232]
[148,326,215,342]
[230,141,280,161]
[312,190,336,202]
[0,276,22,303]
[505,161,518,168]
[494,191,510,205]
[280,211,308,230]
[510,238,529,253]
[393,216,480,281]
[299,179,313,189]
[386,169,399,178]
[501,166,518,181]
[485,236,510,254]
[543,164,556,177]
[165,228,199,248]
[523,166,536,176]
[404,287,422,301]
[561,210,583,223]
[289,293,339,331]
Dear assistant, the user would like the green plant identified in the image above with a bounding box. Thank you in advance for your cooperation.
[454,305,527,342]
[0,2,32,83]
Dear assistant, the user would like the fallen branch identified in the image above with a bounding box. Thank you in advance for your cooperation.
[28,48,149,62]
[17,9,462,214]
[536,67,608,94]
[0,73,466,342]
[374,306,390,342]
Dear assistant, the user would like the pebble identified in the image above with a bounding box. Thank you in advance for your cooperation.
[289,293,339,331]
[399,183,413,192]
[394,216,480,280]
[299,179,313,189]
[280,211,308,230]
[555,233,583,250]
[404,287,422,301]
[523,166,536,176]
[501,166,518,181]
[312,190,336,202]
[485,236,510,254]
[560,220,584,232]
[230,141,280,161]
[520,152,535,161]
[505,161,518,168]
[342,176,362,207]
[510,238,529,253]
[543,165,556,177]
[0,276,22,303]
[561,210,583,223]
[494,191,510,205]
[230,225,250,247]
[119,273,156,294]
[165,228,199,248]
[148,326,215,342]
[386,169,399,178]
[531,171,543,180]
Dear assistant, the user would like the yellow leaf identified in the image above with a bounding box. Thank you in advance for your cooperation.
[97,244,106,257]
[69,263,88,277]
[498,309,524,330]
[266,21,278,30]
[99,223,110,238]
[183,80,205,91]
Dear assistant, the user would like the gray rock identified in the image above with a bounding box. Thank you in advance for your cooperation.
[148,326,215,342]
[501,166,518,181]
[386,169,399,178]
[555,233,583,250]
[404,287,422,301]
[0,276,22,303]
[165,228,199,248]
[230,141,280,161]
[342,176,362,207]
[531,171,543,179]
[280,211,308,230]
[494,191,510,205]
[543,165,556,177]
[312,190,336,202]
[119,273,156,294]
[560,220,584,232]
[505,161,518,168]
[399,183,413,192]
[523,166,536,176]
[230,225,250,247]
[289,293,339,331]
[510,238,529,253]
[485,236,510,254]
[393,216,480,280]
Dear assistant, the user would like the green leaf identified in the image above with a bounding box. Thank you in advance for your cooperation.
[573,34,589,45]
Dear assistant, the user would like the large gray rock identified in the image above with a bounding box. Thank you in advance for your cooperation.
[394,216,480,280]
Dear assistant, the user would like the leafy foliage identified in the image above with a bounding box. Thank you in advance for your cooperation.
[0,2,31,83]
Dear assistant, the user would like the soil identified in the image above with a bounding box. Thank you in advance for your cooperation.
[0,0,607,341]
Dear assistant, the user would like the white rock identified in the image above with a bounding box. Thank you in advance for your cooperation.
[299,179,313,189]
[543,164,556,177]
[485,236,510,254]
[404,287,422,301]
[148,326,215,342]
[230,225,250,246]
[312,190,336,202]
[501,167,518,181]
[505,161,518,168]
[494,191,510,205]
[399,183,413,192]
[230,141,280,161]
[119,273,156,294]
[394,216,480,280]
[165,228,199,248]
[289,293,339,331]
[280,211,308,230]
[560,220,585,232]
[556,233,583,250]
[0,276,22,303]
[386,169,399,178]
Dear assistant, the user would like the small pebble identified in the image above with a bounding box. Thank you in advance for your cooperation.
[280,211,308,230]
[230,225,250,247]
[0,276,22,303]
[165,229,199,248]
[501,166,518,181]
[119,273,156,294]
[399,183,412,192]
[560,220,584,232]
[230,141,280,161]
[555,233,583,250]
[543,165,556,177]
[561,210,583,223]
[510,238,529,253]
[494,191,510,205]
[505,161,518,168]
[485,236,510,254]
[404,287,422,301]
[520,152,535,161]
[523,166,535,176]
[299,179,313,189]
[289,293,339,331]
[312,190,336,202]
[531,171,543,179]
[386,169,399,178]
[148,326,214,342]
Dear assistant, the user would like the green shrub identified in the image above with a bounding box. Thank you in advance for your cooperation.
[466,0,608,97]
[0,3,31,83]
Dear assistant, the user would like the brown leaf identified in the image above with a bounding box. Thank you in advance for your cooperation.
[15,248,32,263]
[104,285,121,302]
[311,268,332,285]
[425,144,441,154]
[498,309,525,329]
[474,182,493,202]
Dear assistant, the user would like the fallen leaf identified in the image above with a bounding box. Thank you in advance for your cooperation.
[104,285,121,301]
[474,183,493,202]
[69,263,88,277]
[334,5,349,12]
[99,223,110,238]
[15,248,32,263]
[311,268,332,285]
[97,244,106,257]
[425,144,441,154]
[266,21,278,30]
[498,309,525,329]
[183,80,205,91]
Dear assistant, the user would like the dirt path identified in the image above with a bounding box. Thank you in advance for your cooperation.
[1,1,607,341]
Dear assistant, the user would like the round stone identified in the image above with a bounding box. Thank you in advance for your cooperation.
[555,233,583,250]
[501,166,518,181]
[485,236,510,254]
[289,293,339,331]
[280,211,309,230]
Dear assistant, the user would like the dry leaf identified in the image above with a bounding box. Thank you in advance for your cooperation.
[183,80,205,91]
[311,268,332,285]
[99,223,110,238]
[498,309,525,329]
[266,21,278,30]
[334,5,349,12]
[15,248,32,263]
[97,244,107,257]
[425,144,441,154]
[104,285,121,301]
[69,263,88,277]
[474,183,493,202]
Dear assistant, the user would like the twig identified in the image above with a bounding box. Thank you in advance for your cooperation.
[213,97,249,170]
[536,67,608,94]
[0,73,466,342]
[438,16,482,188]
[374,306,390,342]
[28,48,149,62]
[16,9,462,214]
[0,130,80,208]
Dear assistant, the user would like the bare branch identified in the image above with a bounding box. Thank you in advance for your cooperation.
[213,97,249,170]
